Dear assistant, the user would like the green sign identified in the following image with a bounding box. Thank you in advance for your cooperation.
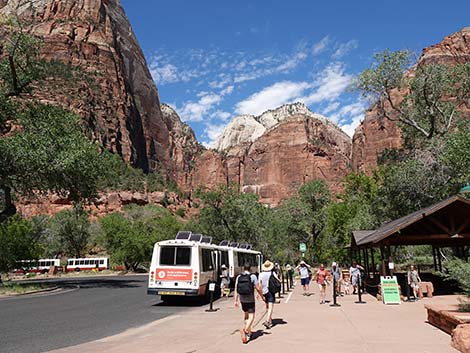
[299,243,307,253]
[380,276,401,305]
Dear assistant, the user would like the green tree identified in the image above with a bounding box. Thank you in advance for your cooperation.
[355,50,470,141]
[0,216,41,282]
[194,184,273,249]
[48,206,91,258]
[98,205,181,271]
[320,173,381,263]
[275,180,330,261]
[0,22,109,221]
[441,121,470,189]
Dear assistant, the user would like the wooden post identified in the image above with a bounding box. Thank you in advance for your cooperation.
[371,248,376,279]
[437,247,443,272]
[432,246,438,272]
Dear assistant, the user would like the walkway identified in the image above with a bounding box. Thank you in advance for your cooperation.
[48,281,458,353]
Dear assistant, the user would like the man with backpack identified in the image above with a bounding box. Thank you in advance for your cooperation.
[234,262,265,344]
[259,260,281,329]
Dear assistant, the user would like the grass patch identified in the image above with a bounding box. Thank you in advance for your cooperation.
[0,283,53,295]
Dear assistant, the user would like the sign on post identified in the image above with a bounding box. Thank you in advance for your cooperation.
[299,243,307,253]
[209,283,216,292]
[380,276,401,305]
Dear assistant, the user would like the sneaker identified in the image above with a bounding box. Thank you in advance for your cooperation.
[240,329,248,344]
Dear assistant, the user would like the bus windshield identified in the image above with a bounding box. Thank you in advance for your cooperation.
[160,246,191,266]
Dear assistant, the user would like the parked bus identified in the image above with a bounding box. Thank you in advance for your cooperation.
[147,232,262,300]
[15,259,61,274]
[66,257,109,272]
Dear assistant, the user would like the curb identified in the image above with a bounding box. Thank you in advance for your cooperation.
[0,285,61,298]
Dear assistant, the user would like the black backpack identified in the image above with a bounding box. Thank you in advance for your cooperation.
[268,272,281,294]
[237,273,254,295]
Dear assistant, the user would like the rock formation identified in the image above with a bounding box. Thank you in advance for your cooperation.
[352,27,470,173]
[190,103,352,206]
[0,0,201,179]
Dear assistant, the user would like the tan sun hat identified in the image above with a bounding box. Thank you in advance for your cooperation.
[262,260,274,271]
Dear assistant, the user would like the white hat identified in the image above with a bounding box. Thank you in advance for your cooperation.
[332,262,337,267]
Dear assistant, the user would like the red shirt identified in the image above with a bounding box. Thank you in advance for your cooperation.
[316,269,328,285]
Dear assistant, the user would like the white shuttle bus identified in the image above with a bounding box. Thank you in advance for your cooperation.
[147,232,262,300]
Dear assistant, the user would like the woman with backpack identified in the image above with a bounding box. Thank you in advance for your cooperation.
[259,260,281,329]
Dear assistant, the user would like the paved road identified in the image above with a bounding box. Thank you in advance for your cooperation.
[0,275,193,353]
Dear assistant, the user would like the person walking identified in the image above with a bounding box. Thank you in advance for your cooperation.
[331,262,343,296]
[220,264,230,297]
[349,260,364,295]
[259,260,280,329]
[286,264,294,288]
[315,263,330,304]
[234,263,265,344]
[407,265,421,300]
[296,261,312,296]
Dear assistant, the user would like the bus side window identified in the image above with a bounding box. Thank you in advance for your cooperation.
[99,259,104,265]
[201,249,213,272]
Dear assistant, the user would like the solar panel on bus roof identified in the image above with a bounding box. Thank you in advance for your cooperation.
[189,233,202,242]
[200,236,212,244]
[175,231,192,240]
[229,242,239,247]
[219,240,230,246]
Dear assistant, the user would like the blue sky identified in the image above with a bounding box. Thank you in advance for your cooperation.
[121,0,469,146]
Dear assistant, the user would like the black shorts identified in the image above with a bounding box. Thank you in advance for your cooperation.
[264,292,276,303]
[241,302,256,313]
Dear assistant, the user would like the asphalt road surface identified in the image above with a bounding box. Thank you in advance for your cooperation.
[0,275,194,353]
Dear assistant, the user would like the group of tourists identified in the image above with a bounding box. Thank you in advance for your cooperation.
[233,258,424,344]
[233,260,280,344]
[233,258,367,344]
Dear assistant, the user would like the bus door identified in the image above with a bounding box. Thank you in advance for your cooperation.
[212,250,221,285]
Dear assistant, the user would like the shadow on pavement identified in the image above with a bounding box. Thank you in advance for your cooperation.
[153,296,217,307]
[249,329,266,341]
[271,318,287,327]
[20,278,142,290]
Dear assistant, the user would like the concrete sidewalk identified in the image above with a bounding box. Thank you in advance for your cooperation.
[48,282,458,353]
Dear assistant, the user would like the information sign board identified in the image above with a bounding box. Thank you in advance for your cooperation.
[380,276,401,305]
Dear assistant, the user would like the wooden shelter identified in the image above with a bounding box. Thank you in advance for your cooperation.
[351,195,470,274]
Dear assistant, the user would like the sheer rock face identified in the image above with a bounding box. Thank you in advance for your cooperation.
[160,104,203,186]
[190,104,352,206]
[352,27,470,173]
[0,0,195,178]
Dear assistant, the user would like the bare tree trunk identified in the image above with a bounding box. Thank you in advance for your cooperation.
[0,185,17,222]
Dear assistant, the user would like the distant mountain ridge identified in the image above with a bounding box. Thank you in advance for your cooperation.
[212,102,341,151]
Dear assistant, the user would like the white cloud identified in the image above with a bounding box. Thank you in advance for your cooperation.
[332,40,358,59]
[301,63,352,105]
[220,85,234,95]
[179,84,235,122]
[275,51,308,73]
[201,123,227,147]
[211,110,231,121]
[312,35,330,55]
[235,81,310,116]
[180,92,223,122]
[339,114,363,137]
[322,101,340,115]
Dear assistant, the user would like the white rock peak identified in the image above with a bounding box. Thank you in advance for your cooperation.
[212,102,332,151]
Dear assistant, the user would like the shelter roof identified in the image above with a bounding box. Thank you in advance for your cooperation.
[355,195,470,247]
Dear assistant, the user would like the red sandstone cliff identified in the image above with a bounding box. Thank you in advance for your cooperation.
[0,0,200,179]
[189,103,352,206]
[352,27,470,173]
